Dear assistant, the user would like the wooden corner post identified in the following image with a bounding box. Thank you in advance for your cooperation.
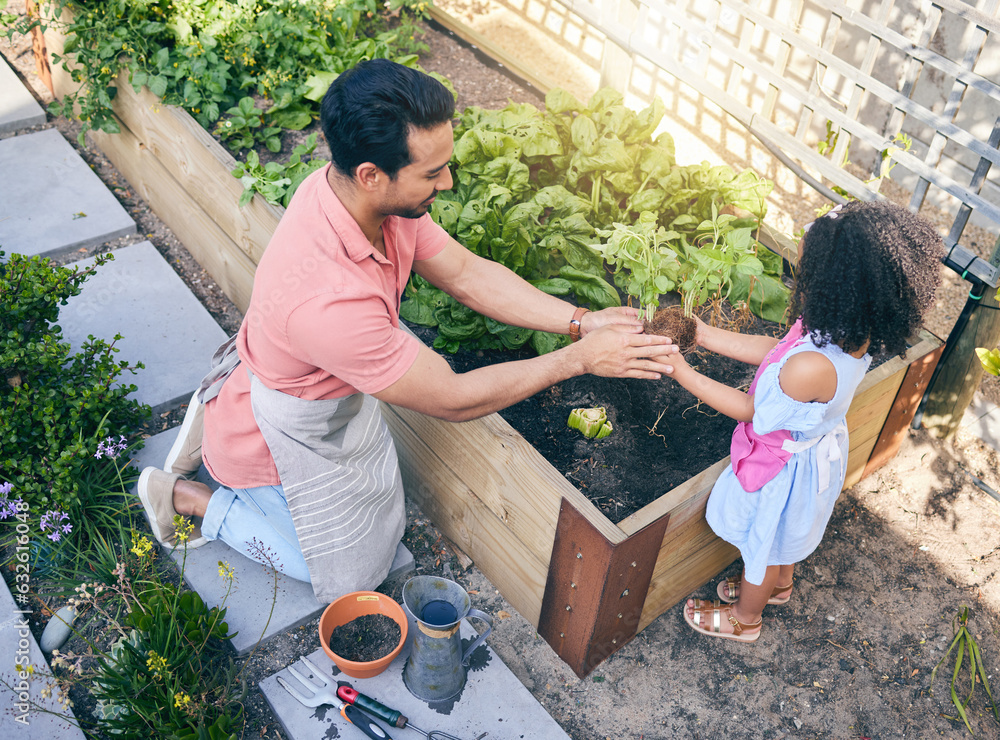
[537,498,669,678]
[922,235,1000,439]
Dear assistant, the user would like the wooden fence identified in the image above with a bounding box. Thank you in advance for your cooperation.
[437,0,1000,433]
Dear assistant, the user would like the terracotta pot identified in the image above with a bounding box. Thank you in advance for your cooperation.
[319,591,408,679]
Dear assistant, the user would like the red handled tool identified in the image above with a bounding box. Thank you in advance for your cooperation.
[336,684,468,740]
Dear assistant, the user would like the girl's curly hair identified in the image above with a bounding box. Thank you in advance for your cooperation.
[790,200,943,357]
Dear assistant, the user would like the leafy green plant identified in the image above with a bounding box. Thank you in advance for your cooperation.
[16,0,431,144]
[232,133,327,207]
[0,250,149,521]
[930,606,999,735]
[592,211,680,322]
[401,87,784,353]
[215,96,281,153]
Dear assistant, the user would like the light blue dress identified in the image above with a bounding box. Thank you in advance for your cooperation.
[705,334,871,585]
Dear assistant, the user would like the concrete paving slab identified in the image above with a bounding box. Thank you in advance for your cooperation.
[0,57,46,134]
[960,391,993,428]
[963,406,1000,451]
[1,581,85,739]
[60,241,229,413]
[0,128,134,257]
[261,623,571,740]
[130,428,415,655]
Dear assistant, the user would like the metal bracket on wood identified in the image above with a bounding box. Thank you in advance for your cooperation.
[537,498,669,678]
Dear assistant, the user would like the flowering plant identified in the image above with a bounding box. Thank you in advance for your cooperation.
[11,521,249,737]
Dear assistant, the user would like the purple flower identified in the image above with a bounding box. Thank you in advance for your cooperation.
[0,484,23,520]
[94,435,129,460]
[0,498,22,520]
[40,509,71,542]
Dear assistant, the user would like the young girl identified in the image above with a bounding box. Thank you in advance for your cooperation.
[661,200,943,642]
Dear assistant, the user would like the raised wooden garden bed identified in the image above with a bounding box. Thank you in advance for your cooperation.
[40,18,943,677]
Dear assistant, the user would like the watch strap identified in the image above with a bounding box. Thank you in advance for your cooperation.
[569,307,588,342]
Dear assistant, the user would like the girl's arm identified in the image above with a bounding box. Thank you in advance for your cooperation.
[696,317,779,365]
[657,351,756,422]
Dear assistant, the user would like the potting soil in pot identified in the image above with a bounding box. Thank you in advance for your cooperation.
[405,310,786,523]
[328,614,402,663]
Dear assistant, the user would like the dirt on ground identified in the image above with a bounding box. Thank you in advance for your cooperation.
[3,4,1000,739]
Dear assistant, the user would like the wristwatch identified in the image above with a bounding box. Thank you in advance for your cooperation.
[569,307,589,342]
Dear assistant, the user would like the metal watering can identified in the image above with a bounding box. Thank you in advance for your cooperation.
[402,575,493,702]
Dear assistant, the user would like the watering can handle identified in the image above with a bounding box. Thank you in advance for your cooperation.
[460,608,493,666]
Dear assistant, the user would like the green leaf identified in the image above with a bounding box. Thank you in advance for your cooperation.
[303,71,338,102]
[976,347,1000,376]
[530,330,569,355]
[559,266,621,310]
[530,278,573,296]
[729,272,790,324]
[545,88,584,115]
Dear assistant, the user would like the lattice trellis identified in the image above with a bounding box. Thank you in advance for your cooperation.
[561,0,1000,287]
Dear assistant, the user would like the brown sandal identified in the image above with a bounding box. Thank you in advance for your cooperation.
[717,577,793,605]
[684,599,762,643]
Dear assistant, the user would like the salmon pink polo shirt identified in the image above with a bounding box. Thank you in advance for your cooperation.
[202,165,450,488]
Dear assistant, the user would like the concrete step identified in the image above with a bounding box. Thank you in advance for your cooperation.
[60,241,229,413]
[130,427,415,655]
[1,581,85,739]
[0,56,46,134]
[0,127,134,258]
[261,624,572,740]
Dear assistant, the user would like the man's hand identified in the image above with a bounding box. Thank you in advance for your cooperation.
[580,306,644,335]
[573,324,678,380]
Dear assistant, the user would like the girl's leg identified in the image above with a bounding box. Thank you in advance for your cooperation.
[729,565,783,625]
[190,481,311,583]
[686,565,786,638]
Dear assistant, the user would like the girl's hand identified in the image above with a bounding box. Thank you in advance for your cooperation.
[692,315,709,348]
[655,349,691,378]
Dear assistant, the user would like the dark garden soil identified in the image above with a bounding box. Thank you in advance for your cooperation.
[408,303,783,522]
[328,614,402,663]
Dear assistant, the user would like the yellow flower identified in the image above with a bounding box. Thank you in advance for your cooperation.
[172,515,195,543]
[217,560,236,584]
[146,650,167,679]
[130,531,152,558]
[173,691,192,710]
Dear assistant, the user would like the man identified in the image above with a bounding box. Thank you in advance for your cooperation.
[138,59,676,601]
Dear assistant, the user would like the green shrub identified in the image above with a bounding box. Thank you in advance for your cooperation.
[24,0,431,143]
[0,250,150,517]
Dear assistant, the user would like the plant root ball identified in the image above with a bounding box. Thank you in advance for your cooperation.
[644,305,697,354]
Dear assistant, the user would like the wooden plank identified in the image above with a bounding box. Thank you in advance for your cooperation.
[88,119,257,312]
[863,338,945,478]
[381,403,551,625]
[108,76,282,265]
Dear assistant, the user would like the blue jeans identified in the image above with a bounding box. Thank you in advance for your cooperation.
[201,484,311,583]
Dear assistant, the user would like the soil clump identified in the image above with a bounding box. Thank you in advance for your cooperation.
[644,304,698,354]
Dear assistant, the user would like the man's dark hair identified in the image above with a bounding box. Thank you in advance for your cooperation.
[790,199,943,358]
[321,59,455,179]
